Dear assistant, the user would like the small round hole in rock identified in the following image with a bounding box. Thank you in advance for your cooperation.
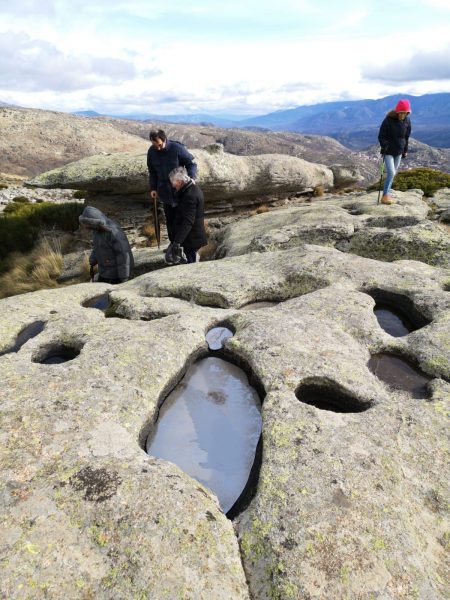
[35,345,81,364]
[365,289,430,332]
[296,380,371,413]
[82,294,110,311]
[373,305,413,337]
[205,326,234,350]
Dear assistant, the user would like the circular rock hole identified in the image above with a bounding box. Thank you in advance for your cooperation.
[34,344,81,365]
[365,288,430,333]
[342,204,364,216]
[205,324,235,350]
[368,353,432,398]
[296,379,371,413]
[82,294,111,311]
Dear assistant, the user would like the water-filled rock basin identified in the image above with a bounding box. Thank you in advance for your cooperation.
[368,353,432,398]
[373,305,413,337]
[146,357,262,513]
[82,294,110,311]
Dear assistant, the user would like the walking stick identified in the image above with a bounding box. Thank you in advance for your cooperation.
[377,155,385,205]
[152,195,161,249]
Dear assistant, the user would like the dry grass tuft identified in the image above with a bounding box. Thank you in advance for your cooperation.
[198,240,219,261]
[0,237,64,299]
[256,204,269,214]
[313,185,325,197]
[141,221,158,247]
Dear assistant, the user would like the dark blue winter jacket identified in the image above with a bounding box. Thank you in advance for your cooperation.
[147,140,198,207]
[378,111,411,156]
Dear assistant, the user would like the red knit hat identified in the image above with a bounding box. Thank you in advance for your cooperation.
[395,99,411,113]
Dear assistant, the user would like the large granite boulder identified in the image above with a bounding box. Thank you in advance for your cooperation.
[25,146,334,204]
[1,243,449,599]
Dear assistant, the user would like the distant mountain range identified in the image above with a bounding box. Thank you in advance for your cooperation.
[73,110,247,128]
[74,93,450,149]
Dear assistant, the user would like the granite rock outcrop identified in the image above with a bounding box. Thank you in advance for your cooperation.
[1,218,450,598]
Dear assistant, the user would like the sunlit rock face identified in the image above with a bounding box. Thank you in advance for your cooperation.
[1,188,450,600]
[26,147,334,201]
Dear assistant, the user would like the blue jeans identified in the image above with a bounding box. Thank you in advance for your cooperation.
[383,154,401,196]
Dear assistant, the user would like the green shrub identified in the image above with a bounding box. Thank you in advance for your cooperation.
[73,189,88,199]
[0,202,83,259]
[12,196,30,203]
[392,168,450,197]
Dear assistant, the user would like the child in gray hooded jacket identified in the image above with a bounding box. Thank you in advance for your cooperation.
[79,206,134,283]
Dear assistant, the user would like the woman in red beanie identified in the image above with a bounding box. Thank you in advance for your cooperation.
[377,99,412,204]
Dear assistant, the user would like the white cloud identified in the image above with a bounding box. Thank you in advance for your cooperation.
[0,32,138,92]
[362,45,450,83]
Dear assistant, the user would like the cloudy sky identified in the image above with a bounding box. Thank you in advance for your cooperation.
[1,0,450,117]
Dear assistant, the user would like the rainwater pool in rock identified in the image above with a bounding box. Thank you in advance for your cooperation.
[82,294,110,311]
[146,357,262,513]
[368,354,432,398]
[374,305,413,337]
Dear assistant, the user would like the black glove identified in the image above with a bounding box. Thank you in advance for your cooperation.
[165,242,187,265]
[402,152,407,159]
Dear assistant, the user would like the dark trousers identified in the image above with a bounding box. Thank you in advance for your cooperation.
[98,276,120,284]
[183,247,199,263]
[163,204,178,243]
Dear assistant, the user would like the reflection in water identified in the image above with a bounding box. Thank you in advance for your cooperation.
[205,327,234,350]
[83,294,110,311]
[240,301,278,311]
[368,353,431,398]
[374,305,412,337]
[146,357,262,513]
[0,321,46,356]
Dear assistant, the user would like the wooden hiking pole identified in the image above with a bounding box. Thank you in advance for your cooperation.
[152,194,161,248]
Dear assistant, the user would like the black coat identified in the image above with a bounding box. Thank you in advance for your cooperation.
[378,111,411,156]
[147,140,197,206]
[173,181,207,249]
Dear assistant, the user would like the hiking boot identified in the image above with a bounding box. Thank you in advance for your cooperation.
[381,195,394,205]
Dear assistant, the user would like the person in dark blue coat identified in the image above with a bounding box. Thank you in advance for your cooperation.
[164,167,207,265]
[147,129,197,242]
[378,99,412,204]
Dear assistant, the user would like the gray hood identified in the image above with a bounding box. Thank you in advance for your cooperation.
[79,206,111,230]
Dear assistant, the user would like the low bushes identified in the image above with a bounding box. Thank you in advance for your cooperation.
[0,202,83,262]
[393,168,450,197]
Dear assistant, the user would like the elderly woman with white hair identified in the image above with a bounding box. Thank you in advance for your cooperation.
[164,166,207,264]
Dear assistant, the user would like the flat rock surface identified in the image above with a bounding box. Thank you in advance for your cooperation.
[215,189,450,269]
[1,238,449,599]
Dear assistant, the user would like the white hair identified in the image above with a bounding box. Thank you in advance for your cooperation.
[169,166,190,185]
